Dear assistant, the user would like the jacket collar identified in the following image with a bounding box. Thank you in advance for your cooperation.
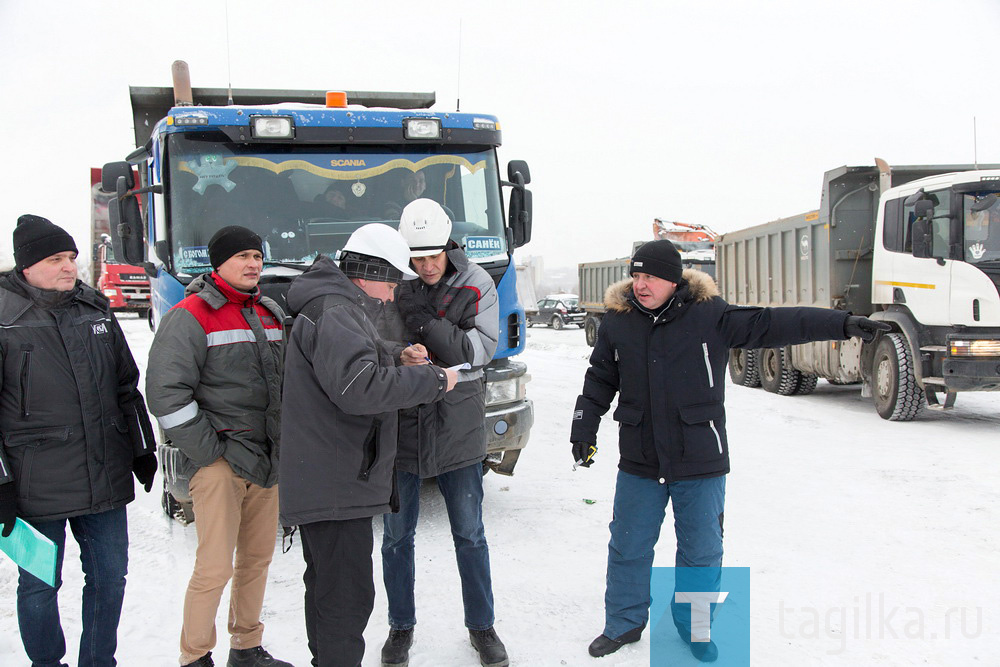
[0,271,105,324]
[188,272,261,310]
[604,268,720,314]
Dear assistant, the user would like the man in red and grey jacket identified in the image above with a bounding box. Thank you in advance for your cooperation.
[146,226,291,667]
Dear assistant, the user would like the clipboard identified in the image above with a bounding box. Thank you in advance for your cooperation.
[0,518,58,587]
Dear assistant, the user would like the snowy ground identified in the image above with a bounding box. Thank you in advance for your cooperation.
[2,316,998,666]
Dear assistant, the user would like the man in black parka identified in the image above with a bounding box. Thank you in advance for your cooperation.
[571,240,888,660]
[0,214,156,667]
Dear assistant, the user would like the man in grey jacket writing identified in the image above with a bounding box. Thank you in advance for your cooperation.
[279,224,457,667]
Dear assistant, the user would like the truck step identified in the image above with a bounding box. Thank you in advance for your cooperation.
[920,345,947,353]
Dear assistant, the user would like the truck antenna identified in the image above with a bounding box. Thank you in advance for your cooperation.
[225,0,234,105]
[455,18,463,112]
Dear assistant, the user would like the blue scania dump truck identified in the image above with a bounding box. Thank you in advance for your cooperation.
[104,62,534,521]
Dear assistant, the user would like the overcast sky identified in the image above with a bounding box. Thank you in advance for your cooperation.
[3,0,1000,270]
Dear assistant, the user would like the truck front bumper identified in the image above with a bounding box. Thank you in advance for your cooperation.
[940,358,1000,391]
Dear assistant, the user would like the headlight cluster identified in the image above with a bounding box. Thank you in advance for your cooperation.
[486,377,527,406]
[949,339,1000,357]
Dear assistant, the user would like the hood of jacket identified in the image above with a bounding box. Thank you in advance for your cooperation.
[286,254,384,316]
[604,268,719,314]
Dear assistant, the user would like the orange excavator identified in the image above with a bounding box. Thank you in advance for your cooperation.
[651,218,718,262]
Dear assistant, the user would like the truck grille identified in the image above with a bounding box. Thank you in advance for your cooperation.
[507,313,521,348]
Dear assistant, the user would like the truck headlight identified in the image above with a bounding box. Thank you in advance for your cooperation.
[250,115,295,139]
[486,377,526,406]
[949,339,1000,357]
[404,118,441,140]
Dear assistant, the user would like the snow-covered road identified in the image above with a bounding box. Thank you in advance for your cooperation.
[2,317,997,666]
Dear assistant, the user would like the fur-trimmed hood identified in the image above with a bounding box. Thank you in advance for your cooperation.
[604,268,720,313]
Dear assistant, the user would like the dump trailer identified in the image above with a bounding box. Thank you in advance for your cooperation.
[717,161,1000,420]
[104,62,535,522]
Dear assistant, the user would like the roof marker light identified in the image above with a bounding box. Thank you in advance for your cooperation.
[326,91,348,108]
[250,115,294,139]
[404,118,442,140]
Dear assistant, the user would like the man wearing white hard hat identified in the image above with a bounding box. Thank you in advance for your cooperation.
[380,199,507,667]
[279,223,458,667]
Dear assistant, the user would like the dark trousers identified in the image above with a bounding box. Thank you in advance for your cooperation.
[17,506,129,667]
[300,517,375,667]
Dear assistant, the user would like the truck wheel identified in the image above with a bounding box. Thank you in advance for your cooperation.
[759,347,801,396]
[551,315,564,330]
[872,333,923,421]
[585,316,601,347]
[793,374,819,395]
[728,349,761,387]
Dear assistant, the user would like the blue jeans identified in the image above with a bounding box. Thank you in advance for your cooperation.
[17,506,129,667]
[382,464,495,631]
[604,471,725,639]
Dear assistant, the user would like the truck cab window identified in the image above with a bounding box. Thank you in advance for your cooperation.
[963,194,1000,264]
[902,189,950,257]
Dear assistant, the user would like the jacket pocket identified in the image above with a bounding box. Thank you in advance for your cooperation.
[18,344,33,419]
[612,404,650,464]
[357,419,382,481]
[3,426,71,500]
[678,401,726,462]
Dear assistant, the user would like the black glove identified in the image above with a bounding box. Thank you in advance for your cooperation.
[396,287,439,334]
[0,482,17,538]
[844,316,891,343]
[133,453,158,493]
[572,441,597,468]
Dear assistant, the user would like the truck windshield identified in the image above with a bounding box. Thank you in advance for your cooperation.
[164,133,507,275]
[963,194,1000,265]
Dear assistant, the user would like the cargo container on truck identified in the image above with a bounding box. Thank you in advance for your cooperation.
[717,161,1000,420]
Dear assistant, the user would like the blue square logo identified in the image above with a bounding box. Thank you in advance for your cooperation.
[650,567,750,665]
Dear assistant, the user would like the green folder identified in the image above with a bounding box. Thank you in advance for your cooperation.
[0,518,58,587]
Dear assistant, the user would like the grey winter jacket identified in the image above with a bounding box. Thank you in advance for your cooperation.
[0,272,155,521]
[395,245,499,477]
[146,273,284,488]
[279,256,449,525]
[571,270,850,483]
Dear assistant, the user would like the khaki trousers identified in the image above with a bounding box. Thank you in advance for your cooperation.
[179,458,278,665]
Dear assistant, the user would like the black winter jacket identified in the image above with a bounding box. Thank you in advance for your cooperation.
[279,256,449,525]
[394,246,499,478]
[0,272,154,521]
[570,270,849,483]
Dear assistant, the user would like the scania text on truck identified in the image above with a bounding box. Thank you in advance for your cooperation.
[717,160,1000,420]
[103,62,535,521]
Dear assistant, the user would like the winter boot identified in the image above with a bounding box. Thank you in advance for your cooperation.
[587,626,643,657]
[469,627,509,667]
[381,628,413,666]
[182,652,215,667]
[674,619,719,662]
[227,646,293,667]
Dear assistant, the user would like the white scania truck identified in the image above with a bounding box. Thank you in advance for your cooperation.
[717,161,1000,420]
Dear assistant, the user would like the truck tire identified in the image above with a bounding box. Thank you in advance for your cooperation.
[793,374,819,395]
[584,316,601,347]
[728,348,761,387]
[551,315,564,330]
[759,347,801,396]
[872,333,924,421]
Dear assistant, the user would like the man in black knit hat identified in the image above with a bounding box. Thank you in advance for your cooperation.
[1,214,157,667]
[147,225,291,667]
[570,239,890,661]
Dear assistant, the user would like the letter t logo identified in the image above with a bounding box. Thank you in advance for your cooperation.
[674,591,729,641]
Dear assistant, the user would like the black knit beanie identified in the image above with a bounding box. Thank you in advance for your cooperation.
[208,226,264,269]
[13,214,78,271]
[629,240,683,283]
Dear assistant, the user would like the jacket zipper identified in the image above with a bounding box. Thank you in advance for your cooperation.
[701,342,714,388]
[19,346,33,418]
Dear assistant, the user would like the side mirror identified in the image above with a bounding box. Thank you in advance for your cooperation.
[911,218,932,259]
[102,161,135,192]
[109,174,145,265]
[507,160,531,185]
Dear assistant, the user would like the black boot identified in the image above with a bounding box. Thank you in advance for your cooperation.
[469,627,509,667]
[182,652,214,667]
[587,626,643,657]
[381,628,413,667]
[227,646,293,667]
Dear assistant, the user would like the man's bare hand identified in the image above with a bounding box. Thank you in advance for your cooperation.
[444,368,458,392]
[401,344,430,366]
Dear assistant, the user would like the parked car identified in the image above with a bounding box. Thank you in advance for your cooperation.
[528,294,585,329]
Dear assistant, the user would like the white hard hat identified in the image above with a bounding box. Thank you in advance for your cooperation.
[398,198,453,257]
[339,223,418,281]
